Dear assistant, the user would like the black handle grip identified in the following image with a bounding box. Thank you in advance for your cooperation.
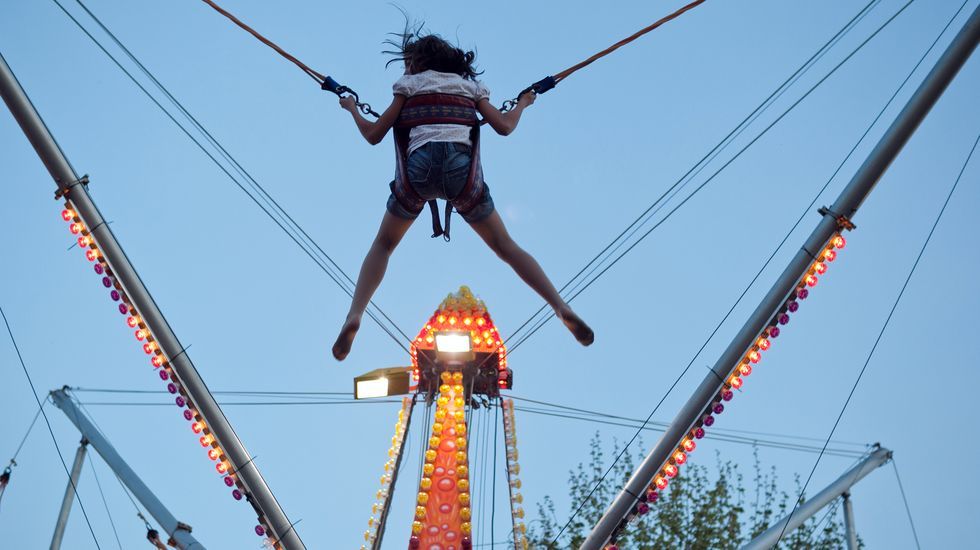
[321,75,342,94]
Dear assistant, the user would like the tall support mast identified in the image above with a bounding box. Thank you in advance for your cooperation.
[583,7,980,548]
[842,492,858,550]
[50,438,88,550]
[0,51,304,549]
[741,446,890,550]
[50,389,203,549]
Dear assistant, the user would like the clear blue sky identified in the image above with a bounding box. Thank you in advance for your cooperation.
[2,0,978,548]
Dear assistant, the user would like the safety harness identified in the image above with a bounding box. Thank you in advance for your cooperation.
[392,93,485,241]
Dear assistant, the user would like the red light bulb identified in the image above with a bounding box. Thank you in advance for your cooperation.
[673,451,687,465]
[69,223,82,235]
[655,476,669,490]
[151,355,164,368]
[823,249,837,262]
[757,337,770,351]
[208,448,222,461]
[135,329,147,341]
[191,422,205,434]
[748,350,760,363]
[814,262,827,275]
[833,235,846,249]
[739,364,753,377]
[200,435,214,447]
[663,464,678,478]
[805,274,818,287]
[61,209,74,221]
[77,236,90,247]
[85,249,98,261]
[127,316,139,328]
[216,462,229,474]
[682,438,696,453]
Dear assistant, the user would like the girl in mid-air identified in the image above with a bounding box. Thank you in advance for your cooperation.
[332,24,593,360]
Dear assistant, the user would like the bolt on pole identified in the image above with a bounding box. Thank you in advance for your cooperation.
[582,6,980,548]
[0,51,305,549]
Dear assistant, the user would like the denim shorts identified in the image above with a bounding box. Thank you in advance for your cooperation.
[387,141,495,223]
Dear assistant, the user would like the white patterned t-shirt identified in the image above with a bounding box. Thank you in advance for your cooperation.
[392,70,491,155]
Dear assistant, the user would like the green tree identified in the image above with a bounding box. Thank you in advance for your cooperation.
[529,433,856,549]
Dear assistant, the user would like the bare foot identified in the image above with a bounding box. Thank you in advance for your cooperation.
[332,316,361,361]
[557,307,594,346]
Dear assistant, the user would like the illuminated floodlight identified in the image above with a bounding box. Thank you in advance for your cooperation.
[434,331,474,362]
[354,367,411,400]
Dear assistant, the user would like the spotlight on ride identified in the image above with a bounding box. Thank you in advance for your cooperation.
[354,367,412,399]
[434,331,475,363]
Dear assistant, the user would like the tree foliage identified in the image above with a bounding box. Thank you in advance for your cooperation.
[528,433,856,549]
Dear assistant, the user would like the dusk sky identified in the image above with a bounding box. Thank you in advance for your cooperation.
[2,0,978,548]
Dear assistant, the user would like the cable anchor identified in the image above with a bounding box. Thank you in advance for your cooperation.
[818,206,856,231]
[54,174,89,200]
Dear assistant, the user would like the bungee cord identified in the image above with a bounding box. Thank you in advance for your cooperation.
[199,0,708,114]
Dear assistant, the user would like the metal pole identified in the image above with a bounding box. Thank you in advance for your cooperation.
[842,492,858,550]
[583,7,980,548]
[0,52,304,550]
[742,447,890,550]
[50,389,204,549]
[50,438,88,550]
[371,396,415,550]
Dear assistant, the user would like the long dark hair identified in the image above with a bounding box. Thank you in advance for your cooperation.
[383,15,481,80]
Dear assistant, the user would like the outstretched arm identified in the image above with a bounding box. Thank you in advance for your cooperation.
[340,95,406,145]
[477,91,536,136]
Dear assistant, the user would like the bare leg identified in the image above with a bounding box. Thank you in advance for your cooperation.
[333,211,416,360]
[468,211,594,346]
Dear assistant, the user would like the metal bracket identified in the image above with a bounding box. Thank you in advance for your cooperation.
[54,174,89,200]
[818,206,856,231]
[166,522,193,547]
